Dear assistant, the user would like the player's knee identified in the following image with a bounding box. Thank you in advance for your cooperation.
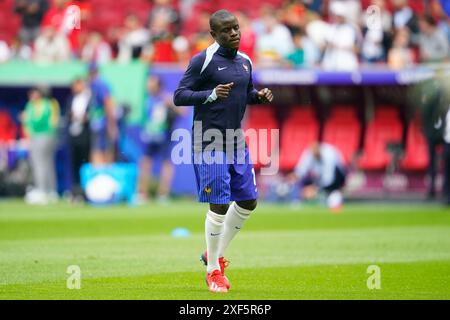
[210,203,229,215]
[236,199,257,211]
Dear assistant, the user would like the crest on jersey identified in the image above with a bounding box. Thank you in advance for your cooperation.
[204,186,212,194]
[243,64,249,72]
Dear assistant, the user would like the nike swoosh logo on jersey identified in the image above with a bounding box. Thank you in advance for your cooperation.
[210,233,221,236]
[218,67,227,71]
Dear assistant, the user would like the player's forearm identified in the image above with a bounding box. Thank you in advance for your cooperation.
[173,88,213,106]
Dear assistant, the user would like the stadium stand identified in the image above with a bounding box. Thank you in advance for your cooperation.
[279,107,319,171]
[358,106,404,170]
[400,118,430,171]
[322,105,362,165]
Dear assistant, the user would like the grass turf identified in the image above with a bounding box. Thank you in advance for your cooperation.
[0,200,449,299]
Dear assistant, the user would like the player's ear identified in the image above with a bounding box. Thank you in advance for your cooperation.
[210,30,216,40]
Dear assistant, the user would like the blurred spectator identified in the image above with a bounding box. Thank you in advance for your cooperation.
[388,28,414,69]
[81,32,112,65]
[41,0,81,52]
[172,35,190,66]
[10,37,33,60]
[329,0,361,26]
[0,41,10,63]
[190,11,214,56]
[256,9,295,66]
[285,30,321,67]
[431,0,450,45]
[235,12,256,61]
[282,1,307,35]
[14,0,49,44]
[302,0,323,14]
[88,63,117,165]
[392,0,419,41]
[322,1,360,71]
[285,31,305,67]
[420,77,446,200]
[292,142,346,209]
[34,25,70,63]
[22,86,60,205]
[137,76,182,203]
[418,15,449,63]
[148,0,180,36]
[361,0,393,63]
[66,78,92,201]
[117,14,150,63]
[147,9,176,63]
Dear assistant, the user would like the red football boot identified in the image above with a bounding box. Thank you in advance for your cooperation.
[201,251,230,289]
[206,270,228,293]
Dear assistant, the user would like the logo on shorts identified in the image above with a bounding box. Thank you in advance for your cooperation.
[243,64,249,72]
[204,186,212,194]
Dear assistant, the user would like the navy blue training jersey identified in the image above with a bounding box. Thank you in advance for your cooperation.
[173,42,260,151]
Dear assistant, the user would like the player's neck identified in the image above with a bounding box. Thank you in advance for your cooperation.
[217,45,238,58]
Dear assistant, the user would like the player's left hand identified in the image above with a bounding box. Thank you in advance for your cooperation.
[257,88,273,103]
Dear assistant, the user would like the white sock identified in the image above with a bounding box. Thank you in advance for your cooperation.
[218,202,252,258]
[205,210,225,273]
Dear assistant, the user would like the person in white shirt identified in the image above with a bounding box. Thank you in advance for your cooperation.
[255,12,294,66]
[322,1,360,71]
[33,25,70,63]
[293,142,347,207]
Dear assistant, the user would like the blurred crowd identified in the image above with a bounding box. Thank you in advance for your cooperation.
[0,0,449,70]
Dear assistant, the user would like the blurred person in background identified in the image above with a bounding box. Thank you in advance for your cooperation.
[302,0,323,14]
[322,1,360,71]
[361,0,393,64]
[117,14,150,63]
[9,36,33,60]
[22,86,60,204]
[14,0,49,45]
[420,75,447,200]
[392,0,419,41]
[146,8,177,63]
[148,0,180,36]
[328,0,361,26]
[88,63,117,165]
[285,29,320,67]
[137,76,182,203]
[190,11,214,55]
[41,0,82,53]
[255,8,294,66]
[33,25,70,63]
[66,78,92,201]
[292,142,346,210]
[388,28,414,70]
[81,32,112,65]
[431,0,450,45]
[418,15,449,63]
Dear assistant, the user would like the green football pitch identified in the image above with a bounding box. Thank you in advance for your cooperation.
[0,200,449,300]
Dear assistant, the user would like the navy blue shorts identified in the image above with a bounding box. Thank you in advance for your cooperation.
[192,148,258,204]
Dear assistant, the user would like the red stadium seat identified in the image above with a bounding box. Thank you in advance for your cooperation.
[244,106,278,169]
[0,111,17,142]
[279,107,319,171]
[323,107,361,165]
[400,120,429,171]
[358,108,403,170]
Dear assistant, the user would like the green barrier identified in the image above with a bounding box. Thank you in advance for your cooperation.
[0,60,148,124]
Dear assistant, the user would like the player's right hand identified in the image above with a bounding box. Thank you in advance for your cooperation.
[215,82,234,99]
